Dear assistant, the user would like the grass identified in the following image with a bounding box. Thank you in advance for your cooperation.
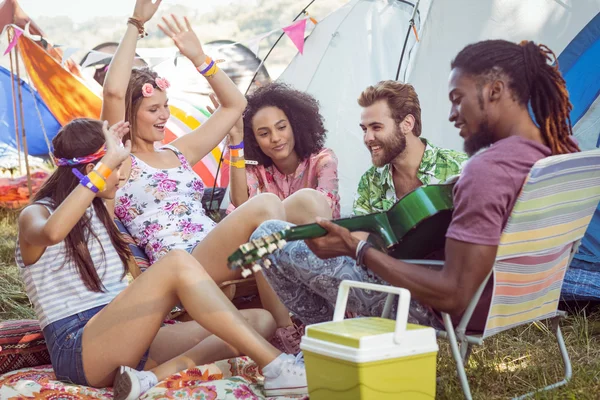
[1,209,599,397]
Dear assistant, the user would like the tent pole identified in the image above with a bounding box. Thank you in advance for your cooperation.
[207,0,317,212]
[14,38,34,197]
[7,28,23,175]
[395,0,420,81]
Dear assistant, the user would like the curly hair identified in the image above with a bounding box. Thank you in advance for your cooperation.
[451,40,579,155]
[242,82,327,166]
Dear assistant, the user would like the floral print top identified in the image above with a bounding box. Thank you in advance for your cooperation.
[227,147,341,218]
[114,145,216,264]
[353,138,469,215]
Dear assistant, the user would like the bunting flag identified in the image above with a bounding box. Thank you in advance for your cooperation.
[283,19,307,55]
[3,28,22,55]
[61,47,78,66]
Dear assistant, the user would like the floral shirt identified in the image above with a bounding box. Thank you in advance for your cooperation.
[228,147,341,218]
[353,138,469,215]
[114,145,216,264]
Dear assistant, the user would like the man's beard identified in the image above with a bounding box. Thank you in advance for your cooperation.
[370,127,407,167]
[464,120,495,156]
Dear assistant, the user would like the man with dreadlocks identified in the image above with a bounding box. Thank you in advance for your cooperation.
[247,39,579,333]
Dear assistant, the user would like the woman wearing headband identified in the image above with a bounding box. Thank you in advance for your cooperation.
[17,118,307,399]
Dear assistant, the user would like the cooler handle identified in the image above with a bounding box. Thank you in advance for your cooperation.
[332,280,410,345]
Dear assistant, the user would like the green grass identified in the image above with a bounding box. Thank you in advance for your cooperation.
[1,209,599,397]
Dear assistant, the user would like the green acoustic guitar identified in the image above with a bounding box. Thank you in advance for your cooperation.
[228,183,455,277]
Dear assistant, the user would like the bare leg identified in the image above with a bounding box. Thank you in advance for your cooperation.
[192,193,293,327]
[144,309,276,369]
[81,250,281,387]
[282,188,332,225]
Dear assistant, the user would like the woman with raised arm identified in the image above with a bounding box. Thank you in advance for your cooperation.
[17,118,307,399]
[102,0,330,351]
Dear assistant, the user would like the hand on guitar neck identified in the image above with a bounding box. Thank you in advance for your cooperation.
[228,183,456,278]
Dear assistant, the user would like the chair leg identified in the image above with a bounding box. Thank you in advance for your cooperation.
[443,313,473,400]
[513,316,572,399]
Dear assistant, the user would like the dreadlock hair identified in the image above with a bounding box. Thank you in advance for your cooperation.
[33,118,132,292]
[451,39,579,155]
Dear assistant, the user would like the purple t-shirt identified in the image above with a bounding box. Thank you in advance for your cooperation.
[445,136,552,332]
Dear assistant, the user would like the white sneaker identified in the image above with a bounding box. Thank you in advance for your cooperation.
[263,353,308,397]
[113,366,158,400]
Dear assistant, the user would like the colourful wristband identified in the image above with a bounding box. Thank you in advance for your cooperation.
[225,159,246,169]
[93,162,112,180]
[228,141,244,150]
[199,60,215,75]
[203,63,219,78]
[88,171,107,192]
[72,168,99,193]
[230,148,244,158]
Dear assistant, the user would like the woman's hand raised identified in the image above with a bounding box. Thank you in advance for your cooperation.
[158,15,206,67]
[132,0,162,24]
[102,121,132,168]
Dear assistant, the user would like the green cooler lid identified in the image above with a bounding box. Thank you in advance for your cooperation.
[306,317,431,348]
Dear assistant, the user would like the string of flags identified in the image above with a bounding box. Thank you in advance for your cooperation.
[1,14,317,68]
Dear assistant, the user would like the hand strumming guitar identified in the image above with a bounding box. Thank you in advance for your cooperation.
[305,217,361,260]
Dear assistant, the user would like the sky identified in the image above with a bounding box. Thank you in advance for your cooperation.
[18,0,239,23]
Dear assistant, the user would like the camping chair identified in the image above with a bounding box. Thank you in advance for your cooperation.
[388,149,600,399]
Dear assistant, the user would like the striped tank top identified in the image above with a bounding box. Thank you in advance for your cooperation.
[15,200,128,329]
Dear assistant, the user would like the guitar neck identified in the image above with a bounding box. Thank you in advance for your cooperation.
[284,213,398,248]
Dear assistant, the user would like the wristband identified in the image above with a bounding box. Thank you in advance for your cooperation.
[228,141,244,150]
[93,162,112,180]
[230,148,244,158]
[88,171,107,192]
[356,240,374,267]
[72,168,99,193]
[224,159,246,169]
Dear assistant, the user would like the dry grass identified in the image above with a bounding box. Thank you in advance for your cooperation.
[1,208,599,397]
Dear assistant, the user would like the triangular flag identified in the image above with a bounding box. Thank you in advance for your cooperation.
[61,47,78,66]
[282,19,307,55]
[23,22,42,41]
[81,51,112,68]
[245,33,269,58]
[3,28,22,55]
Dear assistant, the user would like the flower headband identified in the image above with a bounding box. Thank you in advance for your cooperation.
[141,77,171,98]
[53,145,107,167]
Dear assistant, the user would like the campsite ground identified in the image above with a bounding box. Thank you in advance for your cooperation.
[1,208,599,399]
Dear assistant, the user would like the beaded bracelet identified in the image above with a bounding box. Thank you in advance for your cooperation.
[93,162,112,180]
[72,169,99,194]
[224,159,246,169]
[127,17,147,39]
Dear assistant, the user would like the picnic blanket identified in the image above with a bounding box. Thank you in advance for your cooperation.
[0,357,307,400]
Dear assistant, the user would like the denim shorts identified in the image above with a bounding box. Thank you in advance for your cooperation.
[42,304,149,386]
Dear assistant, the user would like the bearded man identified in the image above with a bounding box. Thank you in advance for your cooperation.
[354,80,468,215]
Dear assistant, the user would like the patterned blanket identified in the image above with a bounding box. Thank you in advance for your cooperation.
[0,357,308,400]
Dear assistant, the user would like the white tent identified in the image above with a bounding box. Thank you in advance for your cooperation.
[278,0,425,214]
[279,0,600,215]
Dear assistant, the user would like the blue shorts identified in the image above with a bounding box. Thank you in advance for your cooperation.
[42,304,149,386]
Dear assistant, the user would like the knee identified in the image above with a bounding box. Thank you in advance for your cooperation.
[161,249,209,278]
[247,193,286,220]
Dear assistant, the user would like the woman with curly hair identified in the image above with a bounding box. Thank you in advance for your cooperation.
[225,82,341,219]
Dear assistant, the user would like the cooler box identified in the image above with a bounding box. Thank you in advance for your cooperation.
[300,280,438,399]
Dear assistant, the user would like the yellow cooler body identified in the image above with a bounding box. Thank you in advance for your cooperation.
[300,282,439,400]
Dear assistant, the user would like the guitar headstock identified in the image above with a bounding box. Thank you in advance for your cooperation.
[227,228,290,278]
